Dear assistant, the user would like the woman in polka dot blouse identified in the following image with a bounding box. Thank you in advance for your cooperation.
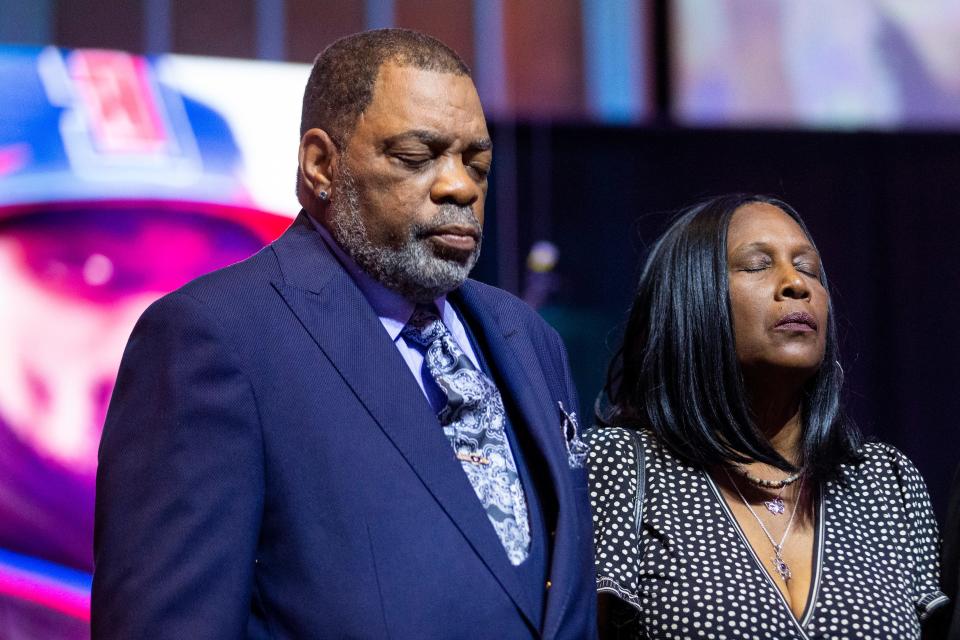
[586,194,947,639]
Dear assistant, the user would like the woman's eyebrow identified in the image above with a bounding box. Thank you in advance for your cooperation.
[732,240,818,256]
[729,241,772,255]
[793,244,820,258]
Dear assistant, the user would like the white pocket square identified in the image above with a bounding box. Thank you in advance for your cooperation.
[558,401,588,469]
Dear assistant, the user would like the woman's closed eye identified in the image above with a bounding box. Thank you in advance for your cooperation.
[738,257,772,272]
[794,261,821,277]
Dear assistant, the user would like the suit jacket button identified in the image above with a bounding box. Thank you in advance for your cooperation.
[545,580,552,590]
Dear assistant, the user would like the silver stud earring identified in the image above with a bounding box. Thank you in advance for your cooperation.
[317,190,329,202]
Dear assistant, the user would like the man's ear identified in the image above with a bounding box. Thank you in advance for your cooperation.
[298,128,339,207]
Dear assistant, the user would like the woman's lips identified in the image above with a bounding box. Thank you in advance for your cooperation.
[774,311,818,332]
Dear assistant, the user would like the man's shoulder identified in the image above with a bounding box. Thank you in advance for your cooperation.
[459,278,541,319]
[178,245,278,300]
[138,244,280,331]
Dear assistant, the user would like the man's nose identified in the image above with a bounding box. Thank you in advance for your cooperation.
[430,156,481,206]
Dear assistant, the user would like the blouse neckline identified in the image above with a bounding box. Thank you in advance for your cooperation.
[702,470,826,635]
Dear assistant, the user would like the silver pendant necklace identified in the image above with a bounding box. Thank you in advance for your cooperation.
[724,468,804,582]
[763,486,788,516]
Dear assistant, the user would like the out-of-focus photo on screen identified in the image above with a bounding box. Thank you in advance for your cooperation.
[673,0,960,128]
[0,45,308,638]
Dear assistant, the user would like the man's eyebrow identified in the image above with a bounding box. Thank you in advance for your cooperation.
[383,130,444,147]
[382,130,492,152]
[469,138,493,152]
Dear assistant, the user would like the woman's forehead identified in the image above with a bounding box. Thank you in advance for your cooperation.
[727,202,812,249]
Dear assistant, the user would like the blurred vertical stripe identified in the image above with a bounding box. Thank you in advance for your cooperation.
[472,0,508,118]
[582,0,646,122]
[256,0,286,60]
[144,0,172,54]
[365,0,395,30]
[0,0,52,45]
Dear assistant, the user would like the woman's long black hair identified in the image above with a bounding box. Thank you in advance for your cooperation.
[603,194,861,484]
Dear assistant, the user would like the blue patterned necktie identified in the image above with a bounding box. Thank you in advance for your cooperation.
[401,305,531,565]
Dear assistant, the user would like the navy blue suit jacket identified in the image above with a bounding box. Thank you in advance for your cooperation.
[92,213,598,638]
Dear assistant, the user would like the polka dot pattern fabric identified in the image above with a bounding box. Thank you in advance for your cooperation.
[585,426,948,639]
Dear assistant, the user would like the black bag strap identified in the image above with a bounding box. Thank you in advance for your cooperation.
[629,428,646,541]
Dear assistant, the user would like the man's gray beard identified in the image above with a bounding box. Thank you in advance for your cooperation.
[328,166,482,303]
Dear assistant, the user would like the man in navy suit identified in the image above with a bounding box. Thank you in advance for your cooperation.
[92,29,597,638]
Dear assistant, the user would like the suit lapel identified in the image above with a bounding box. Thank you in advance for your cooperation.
[268,214,537,627]
[453,283,584,637]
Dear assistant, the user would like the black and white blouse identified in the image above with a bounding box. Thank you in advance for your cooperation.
[586,426,948,639]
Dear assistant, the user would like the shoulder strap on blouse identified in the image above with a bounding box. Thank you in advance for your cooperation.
[633,428,646,527]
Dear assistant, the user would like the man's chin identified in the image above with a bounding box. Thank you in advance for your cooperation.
[338,233,479,301]
[396,254,477,303]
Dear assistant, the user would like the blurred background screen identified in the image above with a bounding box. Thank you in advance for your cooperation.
[673,0,960,128]
[0,45,302,637]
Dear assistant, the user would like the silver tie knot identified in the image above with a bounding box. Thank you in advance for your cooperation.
[401,306,447,349]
